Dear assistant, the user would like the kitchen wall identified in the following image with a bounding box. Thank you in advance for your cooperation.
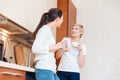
[72,0,120,80]
[0,0,57,37]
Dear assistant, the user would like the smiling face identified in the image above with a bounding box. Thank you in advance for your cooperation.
[71,24,84,38]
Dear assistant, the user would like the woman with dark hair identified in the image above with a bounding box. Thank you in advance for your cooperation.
[32,8,64,80]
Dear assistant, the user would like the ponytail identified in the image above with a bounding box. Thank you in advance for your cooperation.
[33,12,48,38]
[33,8,62,38]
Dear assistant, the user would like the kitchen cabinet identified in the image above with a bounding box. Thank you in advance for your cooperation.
[0,61,35,80]
[0,13,34,67]
[0,14,36,80]
[26,71,36,80]
[0,67,26,80]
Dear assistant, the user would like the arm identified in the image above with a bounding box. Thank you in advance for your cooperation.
[55,49,64,59]
[32,28,49,54]
[32,27,62,54]
[32,27,63,54]
[79,51,86,68]
[55,38,68,59]
[49,42,63,52]
[77,44,87,68]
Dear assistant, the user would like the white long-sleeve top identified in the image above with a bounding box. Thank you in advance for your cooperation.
[32,25,56,73]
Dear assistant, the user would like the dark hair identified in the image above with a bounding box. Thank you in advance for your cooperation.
[33,8,62,38]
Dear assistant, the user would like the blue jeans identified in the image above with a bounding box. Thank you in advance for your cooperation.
[35,69,60,80]
[57,71,80,80]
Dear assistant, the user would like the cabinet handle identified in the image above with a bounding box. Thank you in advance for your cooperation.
[0,72,23,77]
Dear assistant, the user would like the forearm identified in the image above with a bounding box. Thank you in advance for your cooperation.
[49,42,63,52]
[55,49,64,59]
[79,51,85,68]
[49,44,59,52]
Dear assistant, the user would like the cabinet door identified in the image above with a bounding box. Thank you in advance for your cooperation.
[0,67,26,80]
[57,0,76,41]
[68,0,76,37]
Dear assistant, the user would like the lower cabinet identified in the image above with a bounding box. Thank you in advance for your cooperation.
[0,67,26,80]
[26,71,36,80]
[0,67,36,80]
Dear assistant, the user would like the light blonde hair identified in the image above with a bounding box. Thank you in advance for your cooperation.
[73,24,84,38]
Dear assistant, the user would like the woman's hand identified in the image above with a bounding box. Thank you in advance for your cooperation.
[61,40,69,52]
[49,42,63,52]
[55,40,68,59]
[76,42,83,51]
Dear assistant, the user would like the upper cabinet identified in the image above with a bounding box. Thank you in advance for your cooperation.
[0,13,34,68]
[57,0,76,42]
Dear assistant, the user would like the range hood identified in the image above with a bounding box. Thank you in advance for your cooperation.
[0,14,28,34]
[0,13,34,43]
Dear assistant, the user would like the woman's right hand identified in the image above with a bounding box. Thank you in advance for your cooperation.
[49,42,62,52]
[60,40,69,52]
[56,42,63,49]
[49,39,68,52]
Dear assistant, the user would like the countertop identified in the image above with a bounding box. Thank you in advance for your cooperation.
[0,61,35,72]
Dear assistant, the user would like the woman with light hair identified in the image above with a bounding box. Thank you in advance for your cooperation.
[56,24,87,80]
